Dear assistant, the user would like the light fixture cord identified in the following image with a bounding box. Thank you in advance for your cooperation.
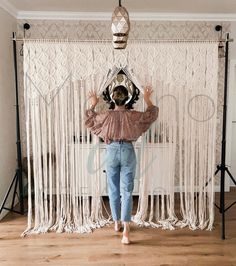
[119,0,121,6]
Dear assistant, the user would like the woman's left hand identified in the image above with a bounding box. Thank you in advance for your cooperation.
[143,86,154,101]
[88,90,99,107]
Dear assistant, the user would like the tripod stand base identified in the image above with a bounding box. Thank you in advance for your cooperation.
[0,170,25,216]
[215,164,236,240]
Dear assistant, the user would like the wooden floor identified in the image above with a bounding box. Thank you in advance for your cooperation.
[0,189,236,266]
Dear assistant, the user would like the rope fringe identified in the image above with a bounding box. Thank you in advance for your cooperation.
[22,41,218,236]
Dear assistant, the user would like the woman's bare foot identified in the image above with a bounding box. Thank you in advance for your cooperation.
[121,222,131,244]
[114,220,122,232]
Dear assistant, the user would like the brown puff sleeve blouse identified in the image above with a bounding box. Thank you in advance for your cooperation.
[84,104,159,144]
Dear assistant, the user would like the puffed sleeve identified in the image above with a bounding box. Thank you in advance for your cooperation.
[133,105,159,134]
[84,107,108,137]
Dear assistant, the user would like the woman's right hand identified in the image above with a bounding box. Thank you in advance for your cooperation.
[143,86,154,106]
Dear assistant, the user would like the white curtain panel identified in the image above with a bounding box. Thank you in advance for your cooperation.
[21,40,218,236]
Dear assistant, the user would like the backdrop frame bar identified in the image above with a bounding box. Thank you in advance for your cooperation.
[12,37,233,43]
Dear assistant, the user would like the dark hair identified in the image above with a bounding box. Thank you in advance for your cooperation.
[102,81,140,110]
[112,85,129,106]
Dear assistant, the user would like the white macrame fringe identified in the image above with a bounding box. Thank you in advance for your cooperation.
[21,40,218,237]
[21,217,113,237]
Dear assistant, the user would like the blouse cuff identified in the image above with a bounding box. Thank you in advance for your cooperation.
[85,107,97,118]
[147,104,158,110]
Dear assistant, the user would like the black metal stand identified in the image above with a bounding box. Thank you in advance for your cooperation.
[0,32,25,216]
[214,33,236,239]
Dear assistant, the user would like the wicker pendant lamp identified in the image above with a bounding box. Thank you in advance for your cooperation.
[111,0,130,49]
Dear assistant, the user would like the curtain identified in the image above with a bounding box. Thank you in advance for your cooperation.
[21,40,218,236]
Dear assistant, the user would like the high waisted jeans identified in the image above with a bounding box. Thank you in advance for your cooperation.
[105,141,137,222]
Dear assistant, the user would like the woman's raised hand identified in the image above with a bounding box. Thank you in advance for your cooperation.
[88,89,99,107]
[143,86,154,102]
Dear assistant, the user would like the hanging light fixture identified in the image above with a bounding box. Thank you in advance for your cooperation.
[111,0,130,49]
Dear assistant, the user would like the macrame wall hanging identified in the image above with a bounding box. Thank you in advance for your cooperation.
[21,40,218,236]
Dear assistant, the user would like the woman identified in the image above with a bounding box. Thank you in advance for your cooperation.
[84,85,159,244]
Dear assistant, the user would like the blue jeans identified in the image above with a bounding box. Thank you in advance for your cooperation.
[105,141,137,222]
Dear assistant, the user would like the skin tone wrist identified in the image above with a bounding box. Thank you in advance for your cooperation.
[90,103,97,109]
[144,98,153,107]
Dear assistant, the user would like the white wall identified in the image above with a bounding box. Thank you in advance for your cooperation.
[0,7,17,220]
[230,22,236,59]
[227,22,236,187]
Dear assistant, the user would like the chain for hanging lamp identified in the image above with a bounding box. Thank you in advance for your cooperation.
[111,0,130,49]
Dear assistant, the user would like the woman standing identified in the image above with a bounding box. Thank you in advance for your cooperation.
[85,85,159,244]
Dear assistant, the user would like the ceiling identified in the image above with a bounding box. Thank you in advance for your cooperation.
[5,0,236,13]
[1,0,236,20]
